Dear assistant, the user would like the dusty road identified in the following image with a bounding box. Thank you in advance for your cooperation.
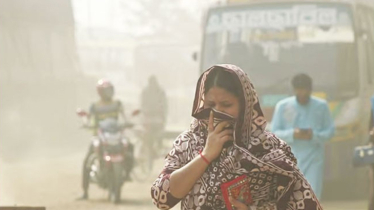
[0,150,171,210]
[0,143,367,210]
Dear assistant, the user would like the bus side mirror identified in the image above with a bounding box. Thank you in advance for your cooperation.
[192,51,198,62]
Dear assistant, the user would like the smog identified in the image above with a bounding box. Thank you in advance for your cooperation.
[1,0,373,210]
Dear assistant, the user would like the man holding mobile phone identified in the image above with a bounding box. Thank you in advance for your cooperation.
[271,73,335,200]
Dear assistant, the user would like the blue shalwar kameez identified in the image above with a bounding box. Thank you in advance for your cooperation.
[272,96,335,199]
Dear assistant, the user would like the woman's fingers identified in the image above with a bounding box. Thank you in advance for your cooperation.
[229,197,248,210]
[217,129,233,138]
[220,135,234,144]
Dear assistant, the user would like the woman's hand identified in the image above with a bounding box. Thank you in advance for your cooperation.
[202,111,234,162]
[229,197,249,210]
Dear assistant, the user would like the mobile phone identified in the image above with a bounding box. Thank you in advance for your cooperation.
[299,128,310,134]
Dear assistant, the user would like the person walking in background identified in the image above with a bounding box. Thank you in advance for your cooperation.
[271,73,335,200]
[141,75,168,158]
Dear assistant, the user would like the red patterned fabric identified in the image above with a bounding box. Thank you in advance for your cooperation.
[151,65,323,210]
[221,174,253,210]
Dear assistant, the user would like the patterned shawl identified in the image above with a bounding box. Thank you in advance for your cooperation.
[151,64,322,210]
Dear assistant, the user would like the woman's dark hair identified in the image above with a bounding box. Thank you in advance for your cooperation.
[292,73,312,90]
[204,67,242,97]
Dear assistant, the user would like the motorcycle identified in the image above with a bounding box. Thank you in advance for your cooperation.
[76,109,139,204]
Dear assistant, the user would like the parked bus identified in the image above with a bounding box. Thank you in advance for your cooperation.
[199,0,374,199]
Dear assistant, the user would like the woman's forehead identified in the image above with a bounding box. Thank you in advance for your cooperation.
[205,87,238,101]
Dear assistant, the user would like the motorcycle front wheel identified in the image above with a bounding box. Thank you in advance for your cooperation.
[108,162,123,204]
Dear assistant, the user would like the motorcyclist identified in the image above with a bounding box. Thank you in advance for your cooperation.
[78,79,134,200]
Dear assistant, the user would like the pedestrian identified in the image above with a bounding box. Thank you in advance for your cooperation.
[141,75,168,158]
[272,73,335,200]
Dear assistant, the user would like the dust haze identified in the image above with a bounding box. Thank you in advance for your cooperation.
[0,0,213,208]
[0,0,373,209]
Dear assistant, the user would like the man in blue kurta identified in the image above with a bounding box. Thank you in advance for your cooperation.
[271,73,335,199]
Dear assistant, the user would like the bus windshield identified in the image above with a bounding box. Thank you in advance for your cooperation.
[202,3,358,101]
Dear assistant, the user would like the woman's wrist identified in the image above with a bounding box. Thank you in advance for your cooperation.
[201,149,216,163]
[199,150,211,165]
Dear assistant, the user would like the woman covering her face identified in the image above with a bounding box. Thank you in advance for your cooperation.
[151,65,322,210]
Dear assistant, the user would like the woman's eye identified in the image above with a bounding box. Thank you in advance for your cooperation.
[205,103,214,108]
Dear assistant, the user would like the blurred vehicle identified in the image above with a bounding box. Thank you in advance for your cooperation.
[131,125,154,182]
[131,115,171,182]
[76,109,139,204]
[197,0,374,199]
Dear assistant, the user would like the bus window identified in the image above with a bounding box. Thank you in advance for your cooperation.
[202,3,359,100]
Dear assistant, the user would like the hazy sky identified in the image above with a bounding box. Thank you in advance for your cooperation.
[72,0,218,35]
